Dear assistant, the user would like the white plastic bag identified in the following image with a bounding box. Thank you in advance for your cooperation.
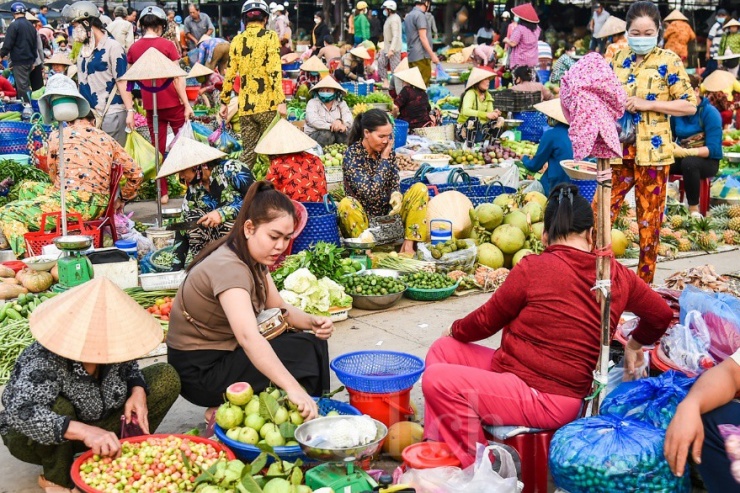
[401,444,520,493]
[166,120,195,153]
[605,353,650,397]
[661,310,715,374]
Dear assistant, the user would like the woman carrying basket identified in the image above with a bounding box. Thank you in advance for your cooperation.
[339,109,429,253]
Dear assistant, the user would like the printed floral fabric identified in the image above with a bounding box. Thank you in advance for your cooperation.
[560,52,625,160]
[394,85,432,130]
[604,37,628,64]
[265,152,328,202]
[343,141,398,217]
[611,47,696,166]
[76,36,127,114]
[47,120,143,200]
[549,54,576,85]
[197,37,229,66]
[664,21,696,60]
[221,24,284,116]
[181,159,254,223]
[720,33,740,57]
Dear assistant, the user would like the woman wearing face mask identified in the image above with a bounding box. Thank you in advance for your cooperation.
[339,109,430,253]
[312,11,330,51]
[609,0,696,284]
[353,2,370,45]
[503,3,539,68]
[167,180,332,425]
[304,76,353,146]
[157,137,254,266]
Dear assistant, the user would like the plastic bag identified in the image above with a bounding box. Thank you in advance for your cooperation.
[661,310,716,374]
[719,424,740,484]
[208,122,242,154]
[417,239,477,274]
[521,179,544,195]
[190,121,213,144]
[496,161,520,189]
[679,285,740,362]
[166,120,195,153]
[436,63,451,83]
[550,414,691,493]
[401,444,519,493]
[124,131,160,180]
[616,111,635,144]
[602,370,695,429]
[604,353,650,397]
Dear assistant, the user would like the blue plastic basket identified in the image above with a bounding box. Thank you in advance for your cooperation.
[213,397,361,462]
[469,182,517,207]
[0,138,29,155]
[341,82,374,96]
[292,212,340,253]
[394,119,409,149]
[513,110,549,143]
[302,200,335,216]
[572,178,597,202]
[331,351,425,394]
[0,103,24,113]
[282,61,301,71]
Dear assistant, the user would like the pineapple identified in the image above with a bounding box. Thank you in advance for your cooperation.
[690,217,719,252]
[729,205,740,219]
[669,215,685,230]
[629,221,639,237]
[723,230,738,245]
[710,217,729,231]
[624,229,636,244]
[657,243,677,259]
[660,227,674,238]
[729,217,740,232]
[678,238,692,252]
[710,204,731,219]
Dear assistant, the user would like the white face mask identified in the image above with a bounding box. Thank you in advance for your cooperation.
[72,25,88,43]
[314,17,320,24]
[383,9,388,16]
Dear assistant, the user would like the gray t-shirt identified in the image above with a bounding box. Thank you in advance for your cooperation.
[404,6,428,63]
[184,13,214,48]
[592,10,610,36]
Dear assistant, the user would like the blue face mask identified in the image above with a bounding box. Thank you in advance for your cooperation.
[513,16,519,23]
[626,35,658,55]
[309,71,319,76]
[318,91,336,102]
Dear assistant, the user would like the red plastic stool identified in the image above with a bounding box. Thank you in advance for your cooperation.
[484,426,555,493]
[669,174,711,216]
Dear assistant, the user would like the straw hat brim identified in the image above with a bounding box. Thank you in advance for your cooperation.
[282,53,301,64]
[255,118,318,155]
[310,76,346,93]
[664,10,688,22]
[534,98,567,124]
[460,44,477,62]
[300,56,329,72]
[394,57,410,74]
[465,67,496,90]
[724,19,740,29]
[350,46,371,60]
[157,137,226,178]
[30,278,163,364]
[198,34,212,45]
[702,70,738,92]
[715,53,740,61]
[595,16,626,38]
[45,54,73,66]
[395,67,426,90]
[188,62,214,78]
[511,3,539,23]
[120,47,188,81]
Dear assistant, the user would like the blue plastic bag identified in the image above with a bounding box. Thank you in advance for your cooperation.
[601,370,695,430]
[550,415,691,493]
[435,63,451,83]
[616,111,635,144]
[679,285,740,362]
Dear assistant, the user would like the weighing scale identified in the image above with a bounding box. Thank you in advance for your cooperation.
[295,416,388,493]
[341,238,376,270]
[52,235,94,292]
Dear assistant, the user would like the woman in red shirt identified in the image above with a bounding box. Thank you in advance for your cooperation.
[422,184,673,468]
[0,75,16,98]
[127,6,194,205]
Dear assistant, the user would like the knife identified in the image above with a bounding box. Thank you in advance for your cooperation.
[165,219,201,231]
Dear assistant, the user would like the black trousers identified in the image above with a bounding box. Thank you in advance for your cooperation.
[669,157,719,206]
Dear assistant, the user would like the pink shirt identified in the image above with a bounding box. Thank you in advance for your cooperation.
[509,24,541,68]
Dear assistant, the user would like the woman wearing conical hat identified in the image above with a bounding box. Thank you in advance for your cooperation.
[296,55,329,92]
[392,67,432,130]
[663,9,695,64]
[0,278,180,492]
[304,76,354,147]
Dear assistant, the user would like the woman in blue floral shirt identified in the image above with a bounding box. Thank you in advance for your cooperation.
[157,138,254,265]
[609,1,695,284]
[339,109,429,253]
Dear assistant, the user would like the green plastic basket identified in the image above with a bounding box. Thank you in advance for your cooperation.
[404,282,459,301]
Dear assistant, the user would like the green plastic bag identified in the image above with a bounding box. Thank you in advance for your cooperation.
[125,131,161,180]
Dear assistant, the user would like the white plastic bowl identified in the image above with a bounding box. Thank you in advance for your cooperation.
[412,153,452,167]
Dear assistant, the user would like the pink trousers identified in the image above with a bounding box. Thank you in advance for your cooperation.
[422,337,583,468]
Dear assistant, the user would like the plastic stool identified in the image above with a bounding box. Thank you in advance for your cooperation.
[484,426,555,493]
[669,174,710,216]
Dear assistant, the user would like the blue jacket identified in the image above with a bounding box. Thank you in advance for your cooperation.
[521,123,572,196]
[670,97,723,161]
[0,17,38,65]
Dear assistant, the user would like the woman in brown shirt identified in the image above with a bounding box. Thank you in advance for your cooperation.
[167,181,333,420]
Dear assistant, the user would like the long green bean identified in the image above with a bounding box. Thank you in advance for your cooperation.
[124,288,179,308]
[0,319,34,384]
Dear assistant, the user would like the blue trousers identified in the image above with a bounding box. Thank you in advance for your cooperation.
[697,400,740,492]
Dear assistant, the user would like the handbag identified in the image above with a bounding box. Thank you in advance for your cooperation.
[94,85,119,130]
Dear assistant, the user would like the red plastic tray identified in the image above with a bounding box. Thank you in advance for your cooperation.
[70,434,236,493]
[1,261,25,273]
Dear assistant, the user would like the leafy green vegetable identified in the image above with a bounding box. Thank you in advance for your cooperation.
[279,268,351,314]
[364,92,393,104]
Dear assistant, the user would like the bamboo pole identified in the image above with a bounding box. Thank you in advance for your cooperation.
[591,156,612,415]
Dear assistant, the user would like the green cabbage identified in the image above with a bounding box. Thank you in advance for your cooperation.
[319,277,352,308]
[283,268,317,294]
[280,269,352,315]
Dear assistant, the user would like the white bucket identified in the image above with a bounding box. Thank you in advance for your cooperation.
[146,228,175,250]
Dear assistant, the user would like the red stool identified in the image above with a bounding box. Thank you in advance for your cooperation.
[669,174,711,216]
[484,426,554,493]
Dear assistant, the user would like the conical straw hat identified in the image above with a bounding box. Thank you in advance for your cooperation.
[465,67,496,90]
[460,44,477,63]
[394,57,409,74]
[300,56,329,72]
[595,16,626,38]
[534,98,567,124]
[188,63,214,78]
[310,75,347,93]
[350,46,371,60]
[157,137,227,178]
[702,69,737,92]
[724,19,740,30]
[282,52,301,64]
[664,9,688,22]
[29,278,163,364]
[120,47,188,81]
[395,67,426,90]
[45,52,73,66]
[254,118,318,155]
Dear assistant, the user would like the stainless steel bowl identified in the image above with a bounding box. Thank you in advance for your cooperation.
[294,416,388,463]
[503,119,524,128]
[448,76,462,84]
[53,235,93,251]
[724,152,740,163]
[341,238,377,250]
[350,290,405,310]
[161,208,182,219]
[22,255,58,271]
[359,268,401,278]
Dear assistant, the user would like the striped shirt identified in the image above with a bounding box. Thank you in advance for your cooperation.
[709,21,724,58]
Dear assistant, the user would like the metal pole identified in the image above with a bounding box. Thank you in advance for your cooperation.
[218,1,222,37]
[153,82,162,226]
[59,123,67,236]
